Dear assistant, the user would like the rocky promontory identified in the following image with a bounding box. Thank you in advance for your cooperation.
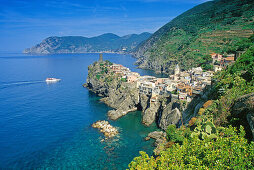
[84,57,185,129]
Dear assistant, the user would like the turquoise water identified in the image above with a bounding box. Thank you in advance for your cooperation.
[0,53,163,169]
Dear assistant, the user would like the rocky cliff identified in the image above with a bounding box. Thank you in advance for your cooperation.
[84,60,185,128]
[84,60,139,120]
[231,93,254,140]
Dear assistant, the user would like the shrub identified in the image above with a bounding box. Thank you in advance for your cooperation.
[96,75,101,80]
[198,108,205,116]
[203,100,213,109]
[166,125,185,145]
[121,78,127,82]
[189,117,197,126]
[128,126,254,169]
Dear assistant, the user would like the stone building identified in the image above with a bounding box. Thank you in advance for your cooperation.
[174,64,180,75]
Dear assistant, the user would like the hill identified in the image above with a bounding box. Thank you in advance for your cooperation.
[134,0,254,74]
[129,41,254,169]
[23,32,151,54]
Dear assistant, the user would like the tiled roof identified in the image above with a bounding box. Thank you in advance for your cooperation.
[225,57,234,61]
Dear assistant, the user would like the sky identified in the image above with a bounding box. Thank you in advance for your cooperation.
[0,0,208,52]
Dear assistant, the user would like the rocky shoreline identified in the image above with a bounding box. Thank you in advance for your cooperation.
[84,58,211,128]
[84,56,217,149]
[145,131,167,155]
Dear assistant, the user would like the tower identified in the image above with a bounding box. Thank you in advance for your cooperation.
[99,53,103,63]
[175,64,180,75]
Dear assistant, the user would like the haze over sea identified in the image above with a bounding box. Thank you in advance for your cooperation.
[0,53,167,169]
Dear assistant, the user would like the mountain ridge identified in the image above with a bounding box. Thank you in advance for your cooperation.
[24,32,151,54]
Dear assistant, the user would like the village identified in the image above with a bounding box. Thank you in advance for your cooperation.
[99,52,237,104]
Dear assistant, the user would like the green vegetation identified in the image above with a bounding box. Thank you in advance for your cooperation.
[166,125,185,145]
[128,42,254,169]
[96,74,101,80]
[190,117,217,140]
[129,126,254,169]
[89,60,124,87]
[120,78,127,82]
[136,0,254,71]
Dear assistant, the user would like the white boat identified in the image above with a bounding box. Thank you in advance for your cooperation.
[45,78,61,83]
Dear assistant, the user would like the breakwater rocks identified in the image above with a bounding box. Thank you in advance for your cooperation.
[92,120,118,138]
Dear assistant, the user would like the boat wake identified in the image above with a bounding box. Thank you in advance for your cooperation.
[0,80,44,87]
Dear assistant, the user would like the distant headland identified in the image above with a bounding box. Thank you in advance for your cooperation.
[23,32,151,54]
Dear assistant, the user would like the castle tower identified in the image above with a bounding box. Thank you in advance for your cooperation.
[175,64,180,75]
[99,53,103,63]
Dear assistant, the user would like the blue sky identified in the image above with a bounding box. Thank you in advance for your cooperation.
[0,0,208,52]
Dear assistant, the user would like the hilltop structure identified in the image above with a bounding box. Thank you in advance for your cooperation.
[99,53,103,63]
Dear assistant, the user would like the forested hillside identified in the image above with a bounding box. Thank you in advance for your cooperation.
[134,0,254,74]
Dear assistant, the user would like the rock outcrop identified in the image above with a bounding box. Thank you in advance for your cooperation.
[231,93,254,140]
[159,107,181,130]
[107,108,137,120]
[84,60,140,121]
[142,102,161,126]
[145,131,167,155]
[92,120,119,138]
[85,60,184,129]
[181,86,212,125]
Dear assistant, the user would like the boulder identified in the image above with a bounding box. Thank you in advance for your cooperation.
[139,94,150,111]
[147,131,165,139]
[92,120,119,138]
[159,107,181,130]
[108,108,137,120]
[142,103,160,126]
[146,131,167,155]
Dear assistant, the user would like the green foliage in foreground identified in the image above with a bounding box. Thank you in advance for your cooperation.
[128,126,254,169]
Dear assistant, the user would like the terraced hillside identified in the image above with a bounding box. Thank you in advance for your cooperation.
[134,0,254,74]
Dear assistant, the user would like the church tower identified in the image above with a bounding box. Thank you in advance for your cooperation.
[175,64,180,75]
[99,53,103,63]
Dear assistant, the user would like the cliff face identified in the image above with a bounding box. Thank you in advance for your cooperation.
[84,60,184,128]
[231,93,254,140]
[133,0,254,73]
[24,32,151,54]
[85,60,140,120]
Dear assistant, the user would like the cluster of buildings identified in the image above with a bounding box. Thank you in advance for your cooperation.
[105,62,213,102]
[211,53,237,72]
[99,51,237,103]
[169,65,213,101]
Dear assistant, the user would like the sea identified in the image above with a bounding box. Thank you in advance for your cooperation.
[0,53,167,169]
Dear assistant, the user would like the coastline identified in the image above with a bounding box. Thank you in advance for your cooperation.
[83,53,228,155]
[22,51,131,55]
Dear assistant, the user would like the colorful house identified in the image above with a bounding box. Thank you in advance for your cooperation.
[211,53,223,63]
